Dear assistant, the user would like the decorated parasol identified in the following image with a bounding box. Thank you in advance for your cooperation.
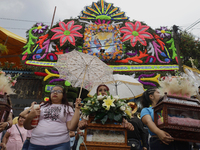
[88,74,144,100]
[54,50,114,98]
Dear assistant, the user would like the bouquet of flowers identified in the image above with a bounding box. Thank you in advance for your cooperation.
[0,70,20,95]
[81,94,132,124]
[159,72,198,98]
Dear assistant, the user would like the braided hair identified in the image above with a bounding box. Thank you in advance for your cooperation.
[141,87,157,108]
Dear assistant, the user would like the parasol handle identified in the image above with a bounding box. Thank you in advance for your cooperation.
[78,65,88,99]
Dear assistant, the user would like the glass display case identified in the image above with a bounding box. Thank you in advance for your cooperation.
[154,93,200,143]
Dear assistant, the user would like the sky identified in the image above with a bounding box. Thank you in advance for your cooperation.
[1,0,200,39]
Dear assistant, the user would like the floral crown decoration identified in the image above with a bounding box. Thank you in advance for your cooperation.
[159,72,198,98]
[81,93,132,124]
[0,70,21,95]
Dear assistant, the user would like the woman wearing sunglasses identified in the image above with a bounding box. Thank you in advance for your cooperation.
[23,85,81,150]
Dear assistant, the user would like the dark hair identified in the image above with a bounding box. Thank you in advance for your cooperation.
[42,85,71,107]
[96,84,109,95]
[198,86,200,89]
[18,115,24,120]
[141,87,157,108]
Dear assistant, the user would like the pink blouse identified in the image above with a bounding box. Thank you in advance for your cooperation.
[6,124,27,150]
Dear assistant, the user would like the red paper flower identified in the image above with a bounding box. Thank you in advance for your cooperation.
[120,21,153,47]
[51,21,83,46]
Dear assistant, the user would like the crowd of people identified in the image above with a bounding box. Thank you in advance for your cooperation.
[0,85,199,150]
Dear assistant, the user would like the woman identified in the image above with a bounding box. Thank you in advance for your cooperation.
[140,87,191,150]
[0,116,27,150]
[23,85,81,150]
[20,102,36,150]
[78,84,134,130]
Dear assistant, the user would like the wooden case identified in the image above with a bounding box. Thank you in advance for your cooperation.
[154,93,200,143]
[0,93,11,122]
[80,117,130,150]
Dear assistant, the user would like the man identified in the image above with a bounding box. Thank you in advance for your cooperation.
[127,112,148,150]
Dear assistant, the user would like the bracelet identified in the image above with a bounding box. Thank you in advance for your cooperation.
[5,122,10,130]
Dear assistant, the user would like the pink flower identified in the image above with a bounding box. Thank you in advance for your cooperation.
[51,21,83,46]
[120,21,153,47]
[11,80,17,86]
[0,71,5,75]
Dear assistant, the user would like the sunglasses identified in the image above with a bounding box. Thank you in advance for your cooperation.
[51,90,63,93]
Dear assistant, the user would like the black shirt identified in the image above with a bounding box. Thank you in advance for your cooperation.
[127,117,148,147]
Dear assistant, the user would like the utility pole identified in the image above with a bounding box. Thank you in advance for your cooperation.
[173,25,183,72]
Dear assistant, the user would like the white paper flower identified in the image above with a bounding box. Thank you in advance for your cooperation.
[113,95,119,100]
[120,106,126,111]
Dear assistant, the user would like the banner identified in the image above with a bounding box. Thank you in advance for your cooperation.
[26,60,179,71]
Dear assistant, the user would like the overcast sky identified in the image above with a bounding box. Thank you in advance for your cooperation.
[1,0,200,39]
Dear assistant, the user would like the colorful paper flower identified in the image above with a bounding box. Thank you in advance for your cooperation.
[51,21,83,46]
[102,96,115,110]
[156,27,171,38]
[120,21,153,47]
[32,23,48,34]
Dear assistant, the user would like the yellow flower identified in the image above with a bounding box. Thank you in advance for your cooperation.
[125,109,131,118]
[102,97,115,110]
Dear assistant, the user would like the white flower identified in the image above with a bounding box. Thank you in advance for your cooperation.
[113,95,119,100]
[88,100,91,103]
[120,106,126,111]
[97,95,104,100]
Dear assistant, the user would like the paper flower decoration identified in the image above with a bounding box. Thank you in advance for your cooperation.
[156,27,171,38]
[51,21,83,46]
[79,0,129,21]
[32,23,48,34]
[120,21,153,47]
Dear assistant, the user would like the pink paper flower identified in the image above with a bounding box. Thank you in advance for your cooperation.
[51,21,83,46]
[120,21,153,47]
[32,23,48,34]
[11,80,17,86]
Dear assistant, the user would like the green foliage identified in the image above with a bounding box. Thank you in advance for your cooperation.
[179,31,200,69]
[0,43,8,54]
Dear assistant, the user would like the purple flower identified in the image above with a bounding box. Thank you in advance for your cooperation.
[32,23,48,34]
[156,27,171,38]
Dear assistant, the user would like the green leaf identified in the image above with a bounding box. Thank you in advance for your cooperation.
[114,114,122,122]
[101,115,108,124]
[108,112,114,121]
[95,112,106,120]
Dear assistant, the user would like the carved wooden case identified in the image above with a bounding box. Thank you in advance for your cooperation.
[80,116,130,150]
[154,94,200,143]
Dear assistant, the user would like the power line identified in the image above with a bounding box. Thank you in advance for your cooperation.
[0,17,50,24]
[1,27,28,30]
[185,18,200,31]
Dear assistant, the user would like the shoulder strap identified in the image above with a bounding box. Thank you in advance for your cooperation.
[15,124,24,143]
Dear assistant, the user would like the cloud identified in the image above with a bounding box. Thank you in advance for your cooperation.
[0,0,25,17]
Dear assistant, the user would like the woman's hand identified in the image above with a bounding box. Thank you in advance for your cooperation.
[0,142,6,150]
[30,101,37,108]
[78,119,88,130]
[75,98,82,109]
[157,130,174,145]
[122,118,134,131]
[28,107,40,119]
[0,122,7,132]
